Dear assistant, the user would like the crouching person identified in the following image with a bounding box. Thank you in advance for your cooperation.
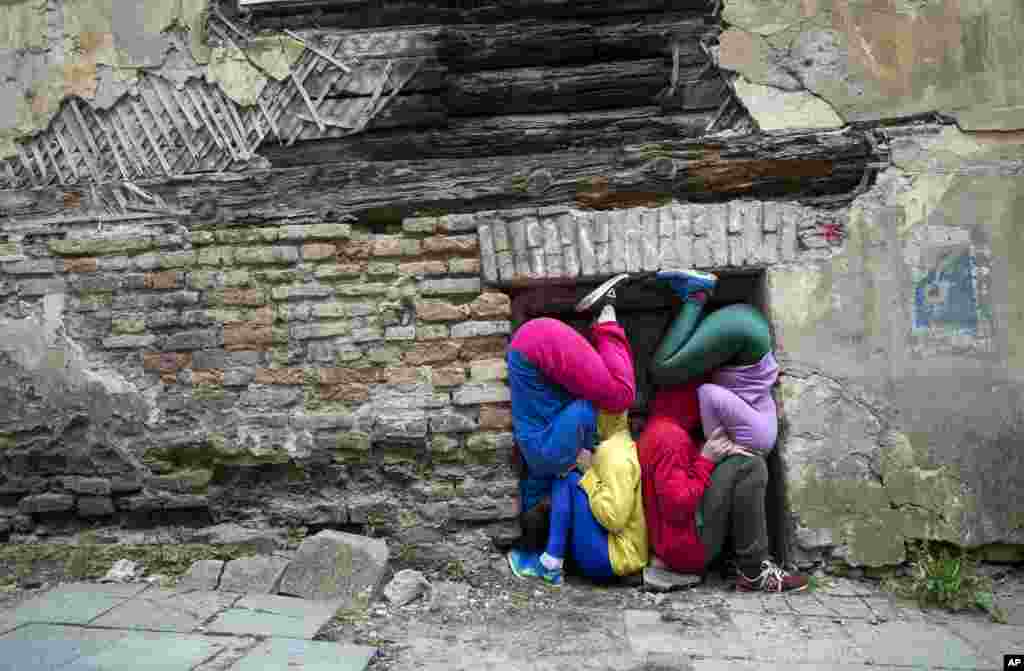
[639,383,808,592]
[508,411,647,586]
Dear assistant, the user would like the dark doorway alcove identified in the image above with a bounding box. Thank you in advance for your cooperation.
[509,270,790,566]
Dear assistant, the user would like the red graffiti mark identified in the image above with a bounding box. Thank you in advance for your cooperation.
[820,222,844,244]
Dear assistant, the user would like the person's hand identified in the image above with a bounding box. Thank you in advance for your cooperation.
[576,448,594,473]
[700,428,755,463]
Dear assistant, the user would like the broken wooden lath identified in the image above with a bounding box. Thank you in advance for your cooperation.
[0,14,427,192]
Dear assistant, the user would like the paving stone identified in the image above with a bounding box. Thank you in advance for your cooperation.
[817,577,877,597]
[625,609,754,659]
[278,530,389,605]
[62,631,231,671]
[231,638,376,671]
[731,613,870,665]
[845,619,985,668]
[90,589,240,633]
[815,594,875,619]
[205,594,340,639]
[0,624,126,671]
[219,556,290,594]
[944,618,1024,669]
[9,583,150,627]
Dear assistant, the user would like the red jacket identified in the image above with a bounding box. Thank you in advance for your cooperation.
[637,381,715,574]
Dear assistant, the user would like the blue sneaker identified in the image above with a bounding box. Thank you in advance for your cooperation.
[656,268,718,302]
[508,549,563,586]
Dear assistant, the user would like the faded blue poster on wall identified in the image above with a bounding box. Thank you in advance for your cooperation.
[913,248,977,335]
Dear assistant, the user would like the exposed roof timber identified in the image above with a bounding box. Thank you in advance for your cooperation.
[243,0,718,29]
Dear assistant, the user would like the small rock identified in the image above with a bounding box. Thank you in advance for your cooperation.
[383,569,431,607]
[278,530,389,604]
[642,566,702,592]
[100,559,139,583]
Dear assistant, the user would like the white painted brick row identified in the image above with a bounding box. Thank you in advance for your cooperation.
[455,201,811,285]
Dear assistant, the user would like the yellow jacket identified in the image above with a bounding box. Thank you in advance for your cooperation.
[579,411,648,576]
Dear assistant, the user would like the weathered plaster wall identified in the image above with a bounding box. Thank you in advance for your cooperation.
[769,125,1024,566]
[719,0,1024,131]
[0,0,301,159]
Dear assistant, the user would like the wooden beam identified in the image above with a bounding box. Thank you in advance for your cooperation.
[446,58,726,116]
[262,107,720,165]
[250,1,717,30]
[439,14,715,72]
[146,129,874,221]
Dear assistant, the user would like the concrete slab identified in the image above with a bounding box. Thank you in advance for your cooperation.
[90,588,241,633]
[0,624,126,671]
[62,631,230,671]
[846,619,985,668]
[205,593,340,639]
[231,638,376,671]
[815,595,876,620]
[731,613,870,665]
[944,618,1024,670]
[8,584,150,627]
[625,609,754,659]
[817,578,876,597]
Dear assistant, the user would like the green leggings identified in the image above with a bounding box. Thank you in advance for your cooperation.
[650,301,772,386]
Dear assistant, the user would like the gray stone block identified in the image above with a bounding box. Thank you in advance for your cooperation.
[419,278,481,296]
[19,493,75,514]
[277,530,389,605]
[164,329,222,351]
[383,569,431,607]
[3,259,58,275]
[177,559,226,591]
[62,476,111,496]
[102,335,156,350]
[77,497,115,517]
[428,410,478,434]
[373,413,428,440]
[449,321,510,338]
[219,556,291,594]
[452,382,511,406]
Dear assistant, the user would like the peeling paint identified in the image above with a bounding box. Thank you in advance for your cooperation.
[720,0,1024,130]
[732,76,845,131]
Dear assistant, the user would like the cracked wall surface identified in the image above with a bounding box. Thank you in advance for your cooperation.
[719,0,1024,130]
[769,125,1024,566]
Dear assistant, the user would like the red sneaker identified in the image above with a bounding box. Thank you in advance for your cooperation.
[736,560,809,593]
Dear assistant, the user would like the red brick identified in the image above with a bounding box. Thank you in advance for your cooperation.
[458,336,507,361]
[432,365,467,387]
[63,258,98,273]
[468,292,511,319]
[479,404,513,430]
[319,367,382,385]
[221,288,265,306]
[404,341,461,366]
[416,300,469,322]
[303,242,337,260]
[191,369,224,385]
[422,236,479,255]
[337,241,373,260]
[145,271,182,290]
[224,322,273,351]
[251,306,274,326]
[321,383,370,403]
[255,367,306,385]
[398,261,447,276]
[384,367,422,384]
[372,238,421,257]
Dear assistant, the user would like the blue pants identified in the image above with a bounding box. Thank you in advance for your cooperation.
[547,472,615,581]
[508,349,597,512]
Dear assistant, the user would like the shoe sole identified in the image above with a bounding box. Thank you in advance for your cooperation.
[575,273,631,312]
[657,268,719,285]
